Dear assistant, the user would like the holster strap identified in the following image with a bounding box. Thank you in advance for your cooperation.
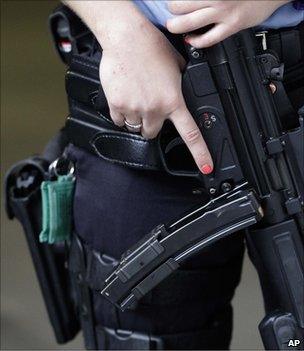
[91,132,163,171]
[65,113,164,171]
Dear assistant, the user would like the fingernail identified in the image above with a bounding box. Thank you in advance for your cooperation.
[184,36,190,44]
[201,164,213,174]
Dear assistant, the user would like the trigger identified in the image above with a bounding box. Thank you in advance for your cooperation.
[165,137,184,154]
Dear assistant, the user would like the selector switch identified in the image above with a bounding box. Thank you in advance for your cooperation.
[199,111,217,130]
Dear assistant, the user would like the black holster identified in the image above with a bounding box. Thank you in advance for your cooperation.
[5,130,80,344]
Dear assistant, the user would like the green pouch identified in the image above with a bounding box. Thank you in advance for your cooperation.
[39,175,75,244]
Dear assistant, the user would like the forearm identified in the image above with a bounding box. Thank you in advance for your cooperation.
[63,0,154,48]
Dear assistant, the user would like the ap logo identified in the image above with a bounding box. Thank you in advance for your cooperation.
[287,339,301,347]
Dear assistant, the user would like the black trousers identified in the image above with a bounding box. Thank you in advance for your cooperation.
[67,144,245,350]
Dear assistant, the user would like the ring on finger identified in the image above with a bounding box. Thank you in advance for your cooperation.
[124,119,143,132]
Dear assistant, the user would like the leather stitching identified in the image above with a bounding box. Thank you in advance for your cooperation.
[72,58,99,71]
[89,94,114,126]
[67,74,113,126]
[91,134,158,169]
[98,134,150,144]
[92,146,157,169]
[96,110,114,125]
[66,72,99,84]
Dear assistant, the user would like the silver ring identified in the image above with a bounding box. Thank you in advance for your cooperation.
[48,158,75,177]
[124,119,142,132]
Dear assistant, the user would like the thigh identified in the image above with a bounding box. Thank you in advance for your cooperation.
[67,145,245,349]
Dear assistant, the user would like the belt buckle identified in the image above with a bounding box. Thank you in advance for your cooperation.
[255,30,268,50]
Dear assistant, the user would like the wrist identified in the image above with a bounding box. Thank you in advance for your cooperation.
[96,17,162,52]
[96,16,155,49]
[64,0,158,50]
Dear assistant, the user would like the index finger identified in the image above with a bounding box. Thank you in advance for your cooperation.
[170,105,213,174]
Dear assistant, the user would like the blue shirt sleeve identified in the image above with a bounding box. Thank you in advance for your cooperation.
[258,2,304,29]
[134,0,172,27]
[133,0,304,30]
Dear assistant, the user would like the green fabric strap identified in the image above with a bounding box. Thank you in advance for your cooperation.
[39,175,75,244]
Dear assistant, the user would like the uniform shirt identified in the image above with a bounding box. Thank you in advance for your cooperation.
[134,0,304,30]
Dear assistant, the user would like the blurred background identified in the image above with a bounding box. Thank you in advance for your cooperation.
[1,1,264,349]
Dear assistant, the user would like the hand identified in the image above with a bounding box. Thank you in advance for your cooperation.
[100,23,213,174]
[167,0,290,48]
[63,0,213,173]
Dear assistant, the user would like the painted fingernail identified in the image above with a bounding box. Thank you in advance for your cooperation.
[201,164,213,174]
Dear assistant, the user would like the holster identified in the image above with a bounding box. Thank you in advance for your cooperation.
[5,131,80,344]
